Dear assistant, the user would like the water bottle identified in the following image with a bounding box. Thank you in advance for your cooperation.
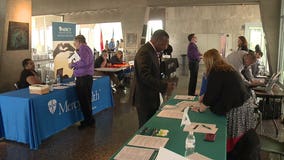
[184,132,195,158]
[56,74,61,84]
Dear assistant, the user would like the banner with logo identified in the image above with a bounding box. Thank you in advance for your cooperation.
[52,22,76,77]
[0,76,113,149]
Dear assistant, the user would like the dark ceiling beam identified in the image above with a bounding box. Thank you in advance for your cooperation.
[32,0,260,16]
[147,0,259,7]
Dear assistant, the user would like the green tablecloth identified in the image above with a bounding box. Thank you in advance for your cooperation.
[110,98,227,160]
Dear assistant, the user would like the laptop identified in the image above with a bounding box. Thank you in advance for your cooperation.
[253,72,281,92]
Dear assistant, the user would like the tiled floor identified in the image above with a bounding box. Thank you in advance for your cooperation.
[0,64,283,160]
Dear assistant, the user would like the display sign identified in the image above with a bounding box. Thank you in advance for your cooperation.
[52,22,76,77]
[52,22,76,41]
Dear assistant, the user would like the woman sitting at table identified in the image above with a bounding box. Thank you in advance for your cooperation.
[110,50,123,64]
[192,49,257,155]
[18,58,42,89]
[94,50,111,68]
[94,50,120,87]
[110,50,127,83]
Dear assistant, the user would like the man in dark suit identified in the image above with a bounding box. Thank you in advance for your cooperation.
[133,30,175,127]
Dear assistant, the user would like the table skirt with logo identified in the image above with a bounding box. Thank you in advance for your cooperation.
[0,76,113,149]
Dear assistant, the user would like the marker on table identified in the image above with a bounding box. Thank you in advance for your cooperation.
[202,124,211,130]
[193,125,199,130]
[140,127,148,135]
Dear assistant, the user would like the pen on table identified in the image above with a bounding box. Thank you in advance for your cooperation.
[193,125,199,130]
[152,128,158,136]
[140,127,148,135]
[202,125,211,130]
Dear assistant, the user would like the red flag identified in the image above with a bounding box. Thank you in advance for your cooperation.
[100,29,104,51]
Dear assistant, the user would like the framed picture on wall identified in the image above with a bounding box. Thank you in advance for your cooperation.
[7,21,29,50]
[126,33,137,48]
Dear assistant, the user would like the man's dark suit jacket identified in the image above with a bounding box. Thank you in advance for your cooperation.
[133,42,167,112]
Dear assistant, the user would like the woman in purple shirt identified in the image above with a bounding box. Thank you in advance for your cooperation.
[70,35,95,130]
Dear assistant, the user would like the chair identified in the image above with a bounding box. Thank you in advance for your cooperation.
[254,107,263,134]
[259,135,284,159]
[228,129,261,160]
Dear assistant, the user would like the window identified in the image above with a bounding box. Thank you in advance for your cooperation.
[31,15,63,70]
[145,20,163,42]
[32,15,63,54]
[76,22,123,52]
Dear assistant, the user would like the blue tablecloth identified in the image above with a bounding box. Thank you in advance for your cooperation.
[0,76,113,149]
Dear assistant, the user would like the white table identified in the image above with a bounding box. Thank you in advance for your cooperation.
[95,67,127,72]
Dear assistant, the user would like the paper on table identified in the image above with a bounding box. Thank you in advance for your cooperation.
[187,152,213,160]
[162,105,177,110]
[53,86,70,90]
[128,135,169,149]
[114,146,154,160]
[174,95,196,101]
[176,101,200,111]
[183,123,218,134]
[157,110,184,119]
[93,76,102,78]
[155,147,187,160]
[68,52,81,63]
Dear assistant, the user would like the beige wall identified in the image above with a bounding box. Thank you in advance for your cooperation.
[63,6,147,58]
[0,0,32,92]
[165,5,261,58]
[0,0,6,55]
[0,0,281,91]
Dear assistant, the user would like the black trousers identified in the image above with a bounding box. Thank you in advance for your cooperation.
[188,61,199,95]
[136,95,159,128]
[136,105,158,128]
[76,75,94,123]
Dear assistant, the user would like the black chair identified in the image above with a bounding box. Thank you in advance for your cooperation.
[228,129,261,160]
[259,135,284,159]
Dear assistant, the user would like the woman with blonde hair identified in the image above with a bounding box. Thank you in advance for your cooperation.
[192,49,257,157]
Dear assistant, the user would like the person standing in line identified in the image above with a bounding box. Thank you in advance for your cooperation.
[69,35,95,130]
[105,40,109,51]
[118,39,124,50]
[133,30,175,128]
[237,36,248,51]
[251,44,263,77]
[108,38,115,51]
[115,40,120,51]
[187,33,201,96]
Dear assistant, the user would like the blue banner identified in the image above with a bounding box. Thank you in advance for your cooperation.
[52,22,76,41]
[0,76,113,149]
